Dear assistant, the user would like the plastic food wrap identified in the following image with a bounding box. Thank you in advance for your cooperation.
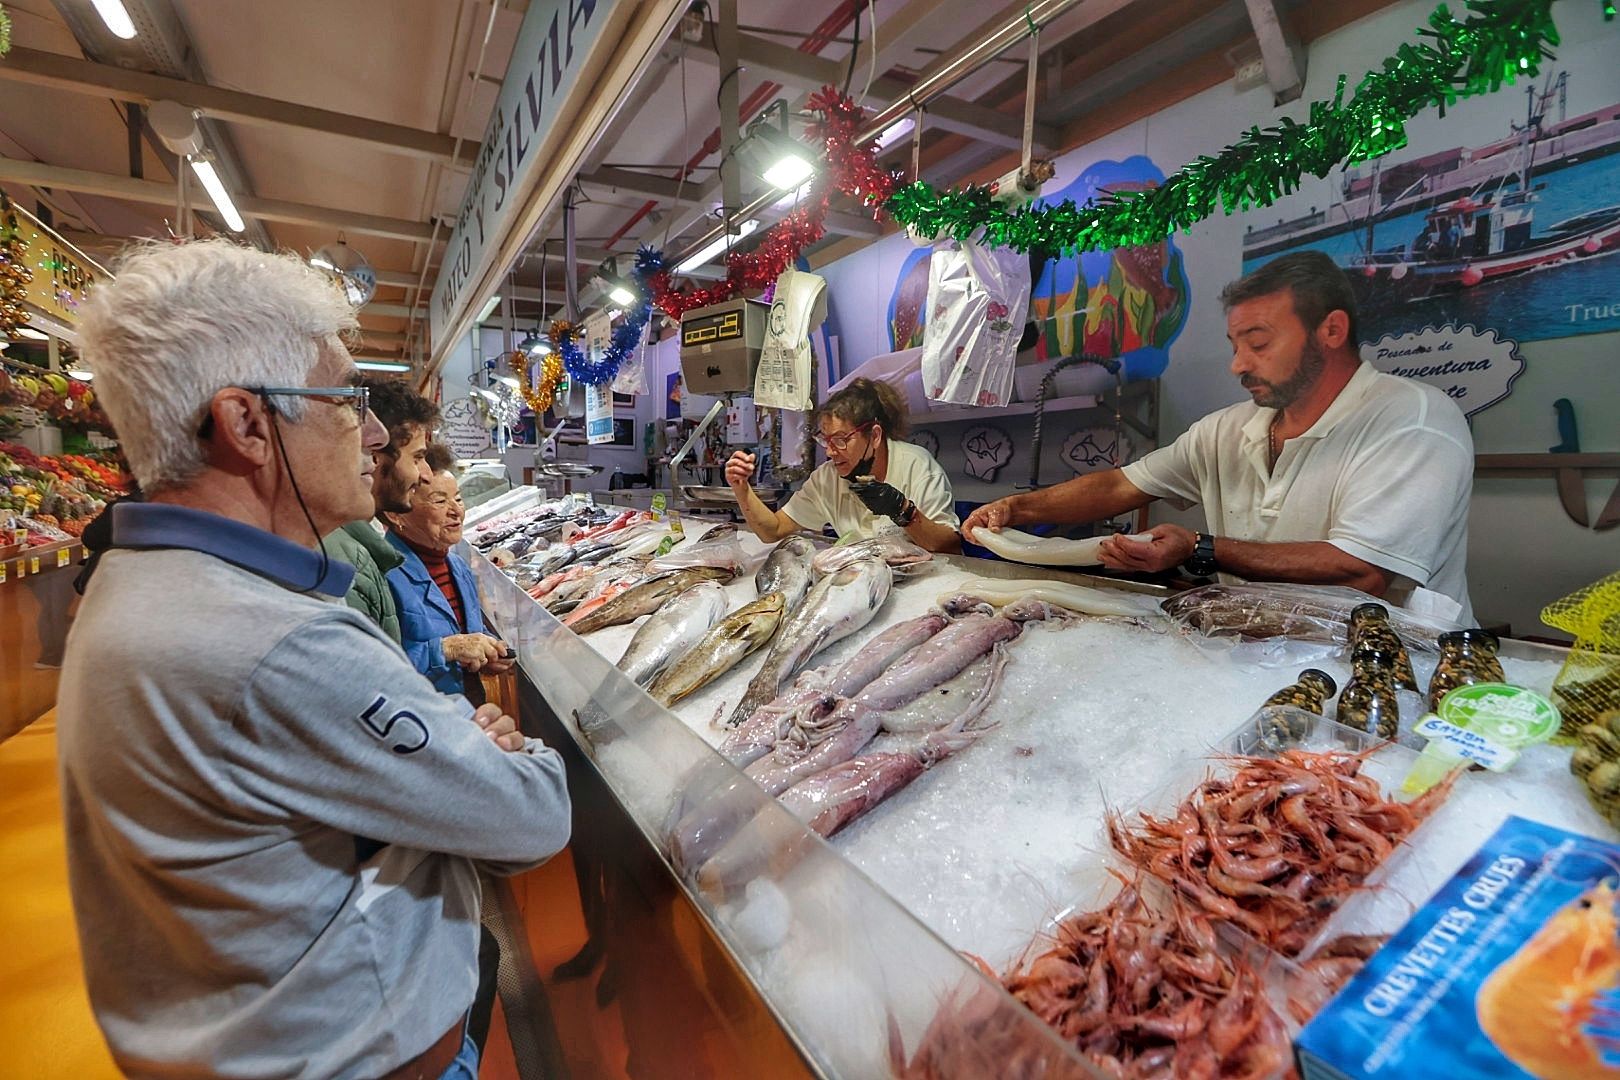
[1161,583,1459,663]
[647,524,755,576]
[1542,571,1620,742]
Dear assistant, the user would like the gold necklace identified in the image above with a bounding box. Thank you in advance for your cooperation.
[1268,413,1282,466]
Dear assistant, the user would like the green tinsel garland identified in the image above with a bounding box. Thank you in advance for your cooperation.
[885,0,1614,254]
[0,3,12,58]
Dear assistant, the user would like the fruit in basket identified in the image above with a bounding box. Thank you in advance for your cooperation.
[33,513,59,529]
[43,372,70,397]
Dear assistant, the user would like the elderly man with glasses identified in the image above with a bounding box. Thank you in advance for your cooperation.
[57,240,571,1080]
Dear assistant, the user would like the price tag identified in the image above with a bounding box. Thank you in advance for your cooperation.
[0,563,7,584]
[651,492,667,522]
[57,548,71,568]
[30,556,41,574]
[12,529,25,546]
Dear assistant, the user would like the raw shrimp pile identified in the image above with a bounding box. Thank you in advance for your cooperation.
[896,880,1292,1080]
[1109,749,1455,957]
[1285,933,1389,1025]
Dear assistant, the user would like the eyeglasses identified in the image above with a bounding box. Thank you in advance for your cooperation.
[197,384,370,437]
[813,422,873,452]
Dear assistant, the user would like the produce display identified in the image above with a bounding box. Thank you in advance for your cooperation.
[0,441,129,536]
[0,365,112,430]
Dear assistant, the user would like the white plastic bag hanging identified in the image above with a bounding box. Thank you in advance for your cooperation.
[612,338,650,397]
[920,239,1031,408]
[754,268,827,411]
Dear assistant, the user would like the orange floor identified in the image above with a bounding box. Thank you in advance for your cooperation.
[0,712,628,1079]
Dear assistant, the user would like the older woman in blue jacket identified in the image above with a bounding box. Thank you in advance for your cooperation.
[384,465,511,702]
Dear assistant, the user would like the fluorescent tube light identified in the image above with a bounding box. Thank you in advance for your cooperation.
[675,219,760,275]
[91,0,137,38]
[476,295,502,322]
[873,117,916,151]
[189,158,245,233]
[354,360,411,373]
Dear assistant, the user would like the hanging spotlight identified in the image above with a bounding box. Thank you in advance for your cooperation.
[517,330,551,356]
[309,239,377,307]
[741,121,817,191]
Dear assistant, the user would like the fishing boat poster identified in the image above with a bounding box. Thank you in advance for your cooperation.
[1240,67,1620,346]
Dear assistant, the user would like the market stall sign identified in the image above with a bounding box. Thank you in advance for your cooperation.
[1360,323,1524,418]
[429,0,615,353]
[15,206,107,329]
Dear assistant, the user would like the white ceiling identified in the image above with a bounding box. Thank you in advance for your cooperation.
[0,0,1318,364]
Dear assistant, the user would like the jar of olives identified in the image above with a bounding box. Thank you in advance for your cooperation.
[1337,647,1402,740]
[1263,669,1339,714]
[1348,603,1418,691]
[1427,628,1506,713]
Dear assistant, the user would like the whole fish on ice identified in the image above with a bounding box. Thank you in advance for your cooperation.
[647,592,787,707]
[810,527,932,578]
[615,581,729,687]
[565,566,733,634]
[754,536,817,614]
[725,557,893,728]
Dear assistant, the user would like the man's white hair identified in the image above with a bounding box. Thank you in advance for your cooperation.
[78,239,359,492]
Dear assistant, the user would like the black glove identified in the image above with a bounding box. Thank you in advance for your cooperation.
[847,477,911,522]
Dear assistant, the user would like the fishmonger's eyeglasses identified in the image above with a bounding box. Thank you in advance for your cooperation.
[813,422,873,452]
[197,384,370,437]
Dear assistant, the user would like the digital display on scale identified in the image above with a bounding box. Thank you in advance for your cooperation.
[681,308,742,347]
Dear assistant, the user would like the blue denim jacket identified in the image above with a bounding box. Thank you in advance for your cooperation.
[385,535,487,696]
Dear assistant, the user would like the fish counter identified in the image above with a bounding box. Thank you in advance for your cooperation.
[468,492,1608,1079]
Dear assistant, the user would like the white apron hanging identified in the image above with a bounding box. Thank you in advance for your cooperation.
[753,268,828,411]
[920,239,1030,408]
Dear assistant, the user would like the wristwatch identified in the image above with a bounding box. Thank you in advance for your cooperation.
[1184,532,1218,577]
[894,499,918,527]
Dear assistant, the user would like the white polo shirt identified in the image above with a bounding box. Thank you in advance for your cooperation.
[783,439,960,541]
[1122,362,1475,623]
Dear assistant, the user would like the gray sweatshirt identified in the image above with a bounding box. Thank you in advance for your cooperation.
[56,504,571,1079]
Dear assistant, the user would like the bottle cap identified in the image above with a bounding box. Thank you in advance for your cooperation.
[1438,627,1499,650]
[1299,668,1338,695]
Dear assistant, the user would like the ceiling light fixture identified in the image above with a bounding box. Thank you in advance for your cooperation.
[17,327,49,341]
[90,0,137,39]
[354,360,412,373]
[675,218,759,275]
[68,369,95,382]
[476,295,503,323]
[607,284,636,307]
[873,117,916,151]
[517,331,551,356]
[189,158,245,233]
[739,107,819,192]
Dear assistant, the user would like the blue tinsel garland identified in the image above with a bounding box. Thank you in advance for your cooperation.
[557,248,666,386]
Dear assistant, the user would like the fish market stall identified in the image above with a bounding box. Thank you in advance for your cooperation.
[468,491,1604,1077]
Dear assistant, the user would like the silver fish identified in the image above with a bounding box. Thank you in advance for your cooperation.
[810,529,932,578]
[566,566,732,635]
[615,581,729,687]
[725,557,893,727]
[720,612,950,767]
[647,592,787,707]
[754,535,817,614]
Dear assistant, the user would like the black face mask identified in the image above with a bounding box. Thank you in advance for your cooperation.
[848,447,876,479]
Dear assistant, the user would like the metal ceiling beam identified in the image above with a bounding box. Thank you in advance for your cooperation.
[0,156,438,242]
[688,29,1058,151]
[1240,0,1306,104]
[0,46,471,165]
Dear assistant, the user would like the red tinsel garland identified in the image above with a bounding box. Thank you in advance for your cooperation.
[651,88,897,320]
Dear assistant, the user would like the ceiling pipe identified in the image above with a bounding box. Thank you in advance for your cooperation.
[670,0,1091,269]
